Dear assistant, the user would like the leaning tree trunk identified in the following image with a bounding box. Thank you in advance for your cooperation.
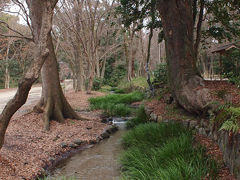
[34,34,80,130]
[157,0,210,114]
[0,0,58,149]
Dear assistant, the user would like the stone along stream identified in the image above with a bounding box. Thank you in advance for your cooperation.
[51,118,127,180]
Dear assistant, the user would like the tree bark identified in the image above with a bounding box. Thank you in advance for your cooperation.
[194,0,205,60]
[157,0,210,114]
[86,61,95,94]
[4,40,10,89]
[0,0,58,149]
[74,1,85,91]
[34,34,80,131]
[100,57,106,79]
[74,48,85,91]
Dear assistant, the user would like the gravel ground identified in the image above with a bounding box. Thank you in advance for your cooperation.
[0,91,107,180]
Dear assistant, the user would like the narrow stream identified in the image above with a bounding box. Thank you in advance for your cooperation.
[51,126,126,180]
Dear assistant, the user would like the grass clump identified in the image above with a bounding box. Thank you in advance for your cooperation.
[89,91,144,116]
[120,123,218,180]
[126,106,149,129]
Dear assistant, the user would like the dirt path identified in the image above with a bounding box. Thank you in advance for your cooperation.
[0,86,42,114]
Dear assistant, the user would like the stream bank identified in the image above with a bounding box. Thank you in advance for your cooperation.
[50,130,125,180]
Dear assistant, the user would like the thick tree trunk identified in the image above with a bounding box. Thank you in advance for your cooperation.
[157,0,209,114]
[0,0,58,149]
[34,35,80,130]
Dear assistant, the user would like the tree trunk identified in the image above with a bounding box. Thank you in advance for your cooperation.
[157,0,209,114]
[0,0,58,149]
[146,1,155,96]
[100,58,106,79]
[4,40,10,89]
[96,59,100,78]
[194,0,205,60]
[86,61,95,94]
[74,49,85,91]
[4,65,10,89]
[34,34,80,130]
[74,1,85,92]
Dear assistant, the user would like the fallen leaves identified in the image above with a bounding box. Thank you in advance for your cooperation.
[0,91,108,180]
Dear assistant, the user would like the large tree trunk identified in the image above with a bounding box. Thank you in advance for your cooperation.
[157,0,209,114]
[0,0,58,149]
[34,34,80,130]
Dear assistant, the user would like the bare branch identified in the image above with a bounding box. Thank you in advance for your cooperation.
[0,21,33,41]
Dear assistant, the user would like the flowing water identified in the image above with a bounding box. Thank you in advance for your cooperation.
[51,121,126,180]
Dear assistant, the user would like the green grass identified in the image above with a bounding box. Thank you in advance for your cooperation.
[120,123,219,180]
[89,92,144,116]
[98,85,112,93]
[118,77,149,92]
[126,106,149,129]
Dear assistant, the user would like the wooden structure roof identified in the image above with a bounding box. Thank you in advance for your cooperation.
[211,41,240,54]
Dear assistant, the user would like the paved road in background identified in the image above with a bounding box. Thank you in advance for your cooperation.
[0,87,42,114]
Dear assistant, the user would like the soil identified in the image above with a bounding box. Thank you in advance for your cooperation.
[0,91,107,180]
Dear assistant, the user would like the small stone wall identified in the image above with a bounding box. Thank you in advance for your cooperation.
[145,107,240,179]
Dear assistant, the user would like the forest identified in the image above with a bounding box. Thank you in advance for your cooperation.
[0,0,239,179]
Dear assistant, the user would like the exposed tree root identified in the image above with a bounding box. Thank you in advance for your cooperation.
[35,92,90,131]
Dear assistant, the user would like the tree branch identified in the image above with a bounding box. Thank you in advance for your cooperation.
[0,21,33,41]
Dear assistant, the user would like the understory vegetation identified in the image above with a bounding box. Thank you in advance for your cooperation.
[89,91,144,116]
[126,106,149,129]
[120,123,219,180]
[213,105,240,133]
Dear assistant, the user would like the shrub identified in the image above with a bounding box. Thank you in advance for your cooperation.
[92,78,103,91]
[221,49,240,88]
[104,61,127,87]
[120,123,218,180]
[152,63,168,88]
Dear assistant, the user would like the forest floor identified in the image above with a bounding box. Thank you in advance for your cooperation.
[144,80,240,180]
[0,90,108,180]
[0,80,239,180]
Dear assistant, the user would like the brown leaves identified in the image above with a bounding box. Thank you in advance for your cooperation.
[0,91,108,180]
